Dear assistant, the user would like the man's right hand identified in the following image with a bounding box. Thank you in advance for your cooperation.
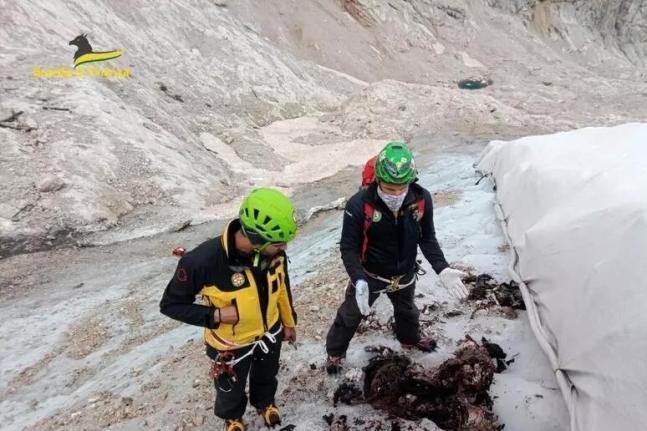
[215,304,239,324]
[355,280,371,316]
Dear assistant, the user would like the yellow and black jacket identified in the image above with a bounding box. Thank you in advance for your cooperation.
[159,219,297,351]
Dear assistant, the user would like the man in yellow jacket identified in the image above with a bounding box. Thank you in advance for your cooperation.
[160,187,299,431]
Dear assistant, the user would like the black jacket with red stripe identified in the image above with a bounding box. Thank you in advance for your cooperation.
[340,182,450,284]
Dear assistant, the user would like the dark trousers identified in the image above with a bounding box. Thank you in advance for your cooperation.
[206,322,284,420]
[325,272,420,357]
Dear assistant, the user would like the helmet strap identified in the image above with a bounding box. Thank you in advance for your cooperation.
[241,224,271,267]
[252,249,261,267]
[252,241,272,267]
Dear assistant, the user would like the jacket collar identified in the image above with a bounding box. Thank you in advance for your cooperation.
[221,219,253,270]
[221,219,277,271]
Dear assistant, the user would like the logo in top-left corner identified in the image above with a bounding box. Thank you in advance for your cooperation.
[69,33,125,69]
[32,33,130,79]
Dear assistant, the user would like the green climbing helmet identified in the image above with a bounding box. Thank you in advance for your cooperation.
[239,187,298,244]
[374,142,417,184]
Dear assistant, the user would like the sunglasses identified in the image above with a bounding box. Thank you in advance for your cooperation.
[242,226,287,248]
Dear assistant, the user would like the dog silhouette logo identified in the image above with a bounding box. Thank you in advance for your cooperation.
[69,34,125,69]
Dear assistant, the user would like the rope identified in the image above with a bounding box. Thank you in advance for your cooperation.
[364,269,417,293]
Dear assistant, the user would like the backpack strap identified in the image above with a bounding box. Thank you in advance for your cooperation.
[361,202,374,263]
[415,198,425,237]
[416,198,425,214]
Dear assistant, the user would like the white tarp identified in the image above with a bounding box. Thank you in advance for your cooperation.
[473,123,647,431]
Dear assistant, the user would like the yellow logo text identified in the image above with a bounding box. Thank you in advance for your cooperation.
[32,66,131,78]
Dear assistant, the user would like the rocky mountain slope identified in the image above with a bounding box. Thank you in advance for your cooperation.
[1,0,645,254]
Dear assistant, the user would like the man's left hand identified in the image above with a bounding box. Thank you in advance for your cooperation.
[439,267,470,301]
[284,326,297,343]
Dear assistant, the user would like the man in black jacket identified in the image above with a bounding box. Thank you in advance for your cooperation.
[325,142,469,374]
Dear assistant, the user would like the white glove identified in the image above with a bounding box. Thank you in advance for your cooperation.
[439,268,469,301]
[354,280,371,316]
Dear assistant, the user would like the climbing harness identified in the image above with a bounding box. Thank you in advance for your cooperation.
[365,270,417,293]
[364,260,427,294]
[208,323,283,392]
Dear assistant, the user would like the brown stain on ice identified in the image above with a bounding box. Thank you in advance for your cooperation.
[433,190,462,207]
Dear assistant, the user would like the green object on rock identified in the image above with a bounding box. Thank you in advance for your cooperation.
[457,78,493,90]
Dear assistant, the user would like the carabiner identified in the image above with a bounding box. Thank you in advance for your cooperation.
[211,351,238,392]
[388,276,402,292]
[217,351,235,364]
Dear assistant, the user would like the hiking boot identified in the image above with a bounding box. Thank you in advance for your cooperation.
[325,355,344,375]
[258,403,281,427]
[401,336,437,352]
[223,418,245,431]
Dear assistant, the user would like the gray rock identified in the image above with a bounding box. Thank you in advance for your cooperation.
[0,204,16,219]
[24,118,37,130]
[37,176,65,193]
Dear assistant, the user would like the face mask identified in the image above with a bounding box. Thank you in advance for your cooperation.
[377,186,408,212]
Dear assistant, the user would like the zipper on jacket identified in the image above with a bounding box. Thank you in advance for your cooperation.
[231,298,239,336]
[395,210,401,272]
[260,293,268,333]
[253,266,269,332]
